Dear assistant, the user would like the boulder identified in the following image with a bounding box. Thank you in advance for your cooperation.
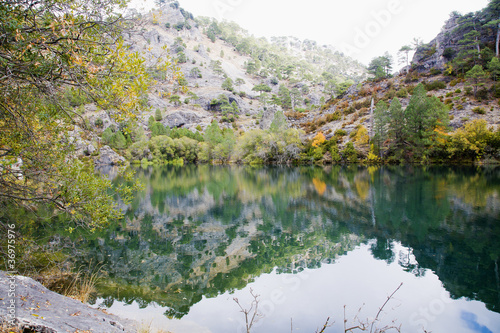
[0,271,138,332]
[94,146,126,166]
[162,111,202,128]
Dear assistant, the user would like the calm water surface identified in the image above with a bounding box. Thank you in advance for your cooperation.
[83,165,500,333]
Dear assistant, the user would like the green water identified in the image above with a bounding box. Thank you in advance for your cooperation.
[82,165,500,332]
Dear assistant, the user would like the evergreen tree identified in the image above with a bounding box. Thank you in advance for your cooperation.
[368,52,393,79]
[373,101,389,156]
[290,88,302,111]
[488,57,500,80]
[269,110,288,134]
[405,83,448,154]
[387,98,406,152]
[466,65,487,97]
[155,108,163,121]
[484,0,500,57]
[204,120,224,146]
[222,77,234,91]
[278,85,292,110]
[398,45,412,71]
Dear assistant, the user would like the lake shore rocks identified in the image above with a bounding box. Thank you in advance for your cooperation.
[0,271,138,333]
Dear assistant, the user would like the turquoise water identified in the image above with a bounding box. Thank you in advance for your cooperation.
[84,165,500,332]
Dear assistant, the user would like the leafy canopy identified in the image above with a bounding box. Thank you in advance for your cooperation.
[0,0,178,229]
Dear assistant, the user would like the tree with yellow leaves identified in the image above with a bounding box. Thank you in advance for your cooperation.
[0,0,178,230]
[312,132,326,147]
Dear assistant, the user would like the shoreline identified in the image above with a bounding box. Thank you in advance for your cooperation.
[0,270,138,333]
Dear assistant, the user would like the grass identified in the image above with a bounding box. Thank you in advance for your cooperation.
[39,264,101,303]
[137,321,172,333]
[64,267,101,303]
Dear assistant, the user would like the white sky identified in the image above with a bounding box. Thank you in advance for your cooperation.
[133,0,490,68]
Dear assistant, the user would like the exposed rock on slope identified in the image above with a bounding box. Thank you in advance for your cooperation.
[0,271,138,332]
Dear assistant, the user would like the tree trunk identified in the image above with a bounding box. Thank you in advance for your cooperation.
[497,22,500,57]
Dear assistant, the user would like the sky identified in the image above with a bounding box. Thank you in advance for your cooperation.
[132,0,490,68]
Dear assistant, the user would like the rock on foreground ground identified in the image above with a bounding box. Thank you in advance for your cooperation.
[0,271,138,333]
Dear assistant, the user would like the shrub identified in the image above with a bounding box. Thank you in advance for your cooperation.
[353,98,371,110]
[155,108,162,121]
[334,129,347,137]
[396,88,408,98]
[94,118,103,128]
[472,107,486,114]
[455,89,462,94]
[383,88,396,101]
[476,88,488,101]
[430,68,442,76]
[445,92,453,98]
[425,80,446,91]
[341,142,358,163]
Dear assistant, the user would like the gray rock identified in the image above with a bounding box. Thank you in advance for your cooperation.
[0,271,138,333]
[94,146,126,166]
[84,144,96,156]
[163,110,202,128]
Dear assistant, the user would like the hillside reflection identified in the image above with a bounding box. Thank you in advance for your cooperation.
[80,165,500,318]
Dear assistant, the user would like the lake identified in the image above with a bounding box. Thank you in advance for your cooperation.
[82,165,500,333]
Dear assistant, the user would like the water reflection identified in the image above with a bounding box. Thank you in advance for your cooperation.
[81,165,500,331]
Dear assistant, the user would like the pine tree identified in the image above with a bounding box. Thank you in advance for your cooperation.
[373,101,389,156]
[278,85,292,110]
[405,83,449,155]
[488,57,500,80]
[388,98,406,152]
[466,65,487,97]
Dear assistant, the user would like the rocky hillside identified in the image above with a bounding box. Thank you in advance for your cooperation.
[296,1,500,161]
[77,2,367,143]
[70,1,500,165]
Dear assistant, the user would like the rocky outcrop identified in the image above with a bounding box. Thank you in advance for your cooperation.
[0,271,138,333]
[93,146,126,166]
[163,110,203,128]
[412,13,496,72]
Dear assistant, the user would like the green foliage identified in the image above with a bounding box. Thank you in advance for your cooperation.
[269,110,288,133]
[368,52,393,79]
[149,135,176,161]
[102,127,127,150]
[169,95,182,106]
[155,108,163,121]
[190,67,202,78]
[466,65,487,97]
[334,129,347,137]
[203,120,235,162]
[210,60,224,76]
[405,83,449,156]
[373,100,389,156]
[488,57,500,81]
[94,118,104,128]
[176,52,187,63]
[150,121,170,137]
[447,120,494,160]
[424,80,447,91]
[472,107,486,114]
[233,128,303,164]
[278,85,292,110]
[341,142,358,163]
[170,128,204,142]
[252,84,272,93]
[222,77,234,91]
[388,97,406,152]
